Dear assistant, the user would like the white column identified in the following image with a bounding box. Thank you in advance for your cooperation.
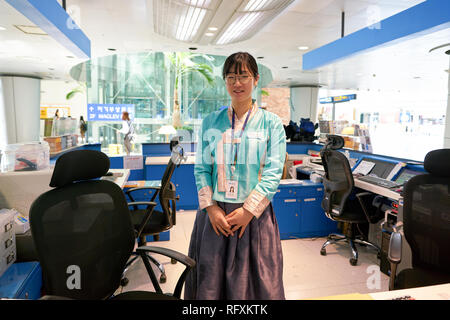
[0,76,41,146]
[444,57,450,148]
[290,86,319,123]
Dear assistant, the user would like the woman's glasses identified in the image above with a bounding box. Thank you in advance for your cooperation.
[225,75,252,85]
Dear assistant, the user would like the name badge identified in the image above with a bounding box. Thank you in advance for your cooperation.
[225,180,238,199]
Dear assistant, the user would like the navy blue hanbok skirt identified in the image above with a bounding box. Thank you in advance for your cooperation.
[184,201,285,300]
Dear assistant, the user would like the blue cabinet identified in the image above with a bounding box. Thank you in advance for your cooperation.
[273,183,338,239]
[0,262,42,299]
[145,164,198,210]
[273,198,301,238]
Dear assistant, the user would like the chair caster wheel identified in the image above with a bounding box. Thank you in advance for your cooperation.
[320,249,326,256]
[171,258,177,264]
[350,258,358,266]
[120,277,129,287]
[160,274,167,283]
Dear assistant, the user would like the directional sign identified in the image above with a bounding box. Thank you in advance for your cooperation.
[87,104,135,121]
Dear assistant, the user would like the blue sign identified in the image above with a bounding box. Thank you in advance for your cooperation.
[319,94,357,104]
[87,104,135,121]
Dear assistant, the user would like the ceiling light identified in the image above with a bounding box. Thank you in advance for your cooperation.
[153,0,217,43]
[205,32,214,36]
[14,25,47,35]
[216,0,295,45]
[297,46,309,50]
[0,26,6,31]
[208,27,218,31]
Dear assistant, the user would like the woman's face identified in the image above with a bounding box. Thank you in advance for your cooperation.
[225,64,259,104]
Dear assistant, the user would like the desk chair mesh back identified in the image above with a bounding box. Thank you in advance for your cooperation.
[321,149,354,217]
[125,142,185,284]
[129,148,180,245]
[29,150,135,299]
[389,149,450,289]
[320,135,381,266]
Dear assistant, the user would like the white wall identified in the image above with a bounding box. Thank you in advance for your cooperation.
[444,57,450,148]
[40,80,87,120]
[0,76,41,146]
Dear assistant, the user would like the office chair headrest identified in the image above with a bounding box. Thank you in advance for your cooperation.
[50,150,110,187]
[424,148,450,177]
[324,134,345,150]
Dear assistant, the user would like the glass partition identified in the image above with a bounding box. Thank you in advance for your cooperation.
[70,52,273,155]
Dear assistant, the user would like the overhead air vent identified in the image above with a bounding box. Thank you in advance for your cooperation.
[14,25,48,35]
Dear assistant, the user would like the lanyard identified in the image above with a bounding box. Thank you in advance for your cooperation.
[230,106,252,174]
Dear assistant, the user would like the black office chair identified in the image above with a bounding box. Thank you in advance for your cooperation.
[388,148,450,290]
[124,138,186,284]
[320,135,383,266]
[29,149,194,300]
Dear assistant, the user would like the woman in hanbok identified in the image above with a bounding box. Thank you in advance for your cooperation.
[184,52,286,300]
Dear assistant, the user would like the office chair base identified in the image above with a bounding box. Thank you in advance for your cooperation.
[321,234,380,266]
[146,253,167,283]
[123,252,168,284]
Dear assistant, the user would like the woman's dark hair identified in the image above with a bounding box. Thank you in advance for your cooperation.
[122,111,130,121]
[222,52,259,79]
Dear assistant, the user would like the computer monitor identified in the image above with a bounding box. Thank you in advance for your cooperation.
[394,169,423,185]
[352,157,396,178]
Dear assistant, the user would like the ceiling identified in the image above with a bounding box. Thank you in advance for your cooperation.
[0,0,448,92]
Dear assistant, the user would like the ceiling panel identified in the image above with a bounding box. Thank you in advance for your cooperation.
[0,0,446,94]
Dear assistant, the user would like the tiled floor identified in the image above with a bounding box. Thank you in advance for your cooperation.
[118,210,389,299]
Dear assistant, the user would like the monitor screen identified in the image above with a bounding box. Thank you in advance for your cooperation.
[394,169,423,185]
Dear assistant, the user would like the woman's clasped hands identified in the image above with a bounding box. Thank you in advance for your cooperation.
[206,205,254,238]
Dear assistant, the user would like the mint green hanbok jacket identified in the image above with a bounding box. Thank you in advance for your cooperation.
[195,104,287,218]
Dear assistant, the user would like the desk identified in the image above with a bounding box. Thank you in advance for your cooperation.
[293,154,412,272]
[354,178,402,201]
[309,283,450,300]
[100,169,130,188]
[0,168,53,217]
[369,283,450,300]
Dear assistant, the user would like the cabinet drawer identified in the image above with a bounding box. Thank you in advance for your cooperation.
[275,187,300,199]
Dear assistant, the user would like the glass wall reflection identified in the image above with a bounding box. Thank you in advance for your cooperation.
[70,52,273,154]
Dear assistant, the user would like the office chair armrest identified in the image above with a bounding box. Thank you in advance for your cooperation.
[136,246,195,267]
[388,231,402,290]
[127,201,157,209]
[125,186,161,195]
[125,186,161,202]
[136,245,196,299]
[355,192,383,224]
[322,177,347,192]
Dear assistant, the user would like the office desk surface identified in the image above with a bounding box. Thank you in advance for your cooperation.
[354,178,402,201]
[145,154,196,165]
[101,169,130,188]
[309,283,450,300]
[0,169,54,216]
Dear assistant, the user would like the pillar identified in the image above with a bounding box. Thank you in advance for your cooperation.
[290,86,319,124]
[0,76,41,146]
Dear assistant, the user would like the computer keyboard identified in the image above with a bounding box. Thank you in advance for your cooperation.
[357,175,399,188]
